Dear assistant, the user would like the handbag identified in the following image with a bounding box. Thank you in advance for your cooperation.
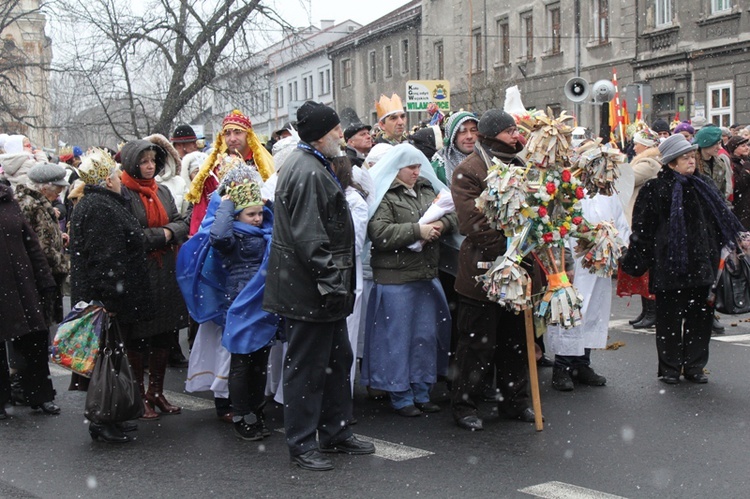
[50,302,107,377]
[712,251,750,315]
[84,319,144,423]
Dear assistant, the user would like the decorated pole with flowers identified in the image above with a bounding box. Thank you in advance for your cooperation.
[476,107,628,430]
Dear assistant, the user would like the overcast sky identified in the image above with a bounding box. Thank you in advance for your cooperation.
[273,0,411,30]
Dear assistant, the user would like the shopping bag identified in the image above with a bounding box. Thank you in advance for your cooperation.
[712,251,750,315]
[50,301,107,377]
[84,319,144,423]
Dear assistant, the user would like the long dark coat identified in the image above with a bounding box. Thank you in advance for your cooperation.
[70,185,153,325]
[120,140,189,339]
[621,168,723,293]
[0,184,55,341]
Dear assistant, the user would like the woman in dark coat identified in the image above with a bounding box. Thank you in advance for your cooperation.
[70,148,153,442]
[728,136,750,230]
[119,140,189,419]
[0,183,58,419]
[621,134,746,385]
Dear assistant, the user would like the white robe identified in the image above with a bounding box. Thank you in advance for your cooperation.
[547,193,632,355]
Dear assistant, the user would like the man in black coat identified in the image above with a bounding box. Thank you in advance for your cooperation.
[263,101,375,471]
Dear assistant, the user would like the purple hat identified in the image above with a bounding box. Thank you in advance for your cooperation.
[672,122,694,136]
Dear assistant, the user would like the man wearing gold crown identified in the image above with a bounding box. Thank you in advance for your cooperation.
[185,110,274,235]
[374,93,408,145]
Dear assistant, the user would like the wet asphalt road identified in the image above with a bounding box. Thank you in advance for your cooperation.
[1,290,749,499]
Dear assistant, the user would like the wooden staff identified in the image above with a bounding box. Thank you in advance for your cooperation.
[524,305,544,431]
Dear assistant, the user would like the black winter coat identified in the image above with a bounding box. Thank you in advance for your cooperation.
[621,168,723,293]
[731,155,750,230]
[263,145,355,322]
[120,140,189,338]
[70,186,153,324]
[0,184,55,341]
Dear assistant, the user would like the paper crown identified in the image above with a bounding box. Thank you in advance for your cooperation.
[375,94,404,121]
[77,147,118,185]
[226,179,263,211]
[59,145,73,162]
[222,109,252,131]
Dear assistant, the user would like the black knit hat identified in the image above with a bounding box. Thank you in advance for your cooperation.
[478,109,516,137]
[297,101,340,143]
[651,118,670,133]
[344,123,372,142]
[171,124,197,143]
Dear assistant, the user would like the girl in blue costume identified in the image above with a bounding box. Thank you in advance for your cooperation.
[177,166,276,435]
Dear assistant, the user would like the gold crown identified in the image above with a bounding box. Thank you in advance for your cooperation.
[59,145,72,156]
[77,147,117,185]
[375,93,404,121]
[227,179,263,210]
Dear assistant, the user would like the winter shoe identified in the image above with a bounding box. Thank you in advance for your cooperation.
[632,299,656,329]
[552,367,574,391]
[233,414,264,441]
[572,365,607,386]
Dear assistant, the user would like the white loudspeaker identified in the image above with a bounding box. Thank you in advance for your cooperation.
[591,79,616,103]
[564,77,590,103]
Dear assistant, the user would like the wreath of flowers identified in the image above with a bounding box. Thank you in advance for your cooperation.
[527,167,585,247]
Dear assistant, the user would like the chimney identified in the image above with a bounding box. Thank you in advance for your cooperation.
[320,19,334,30]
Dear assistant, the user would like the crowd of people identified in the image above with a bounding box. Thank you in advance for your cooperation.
[1,95,748,470]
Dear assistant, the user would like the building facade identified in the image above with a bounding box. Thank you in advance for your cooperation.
[0,0,52,148]
[419,0,636,128]
[211,20,361,141]
[328,0,421,127]
[635,0,750,126]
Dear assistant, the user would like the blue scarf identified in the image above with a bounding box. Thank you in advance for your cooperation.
[176,191,278,354]
[669,170,745,274]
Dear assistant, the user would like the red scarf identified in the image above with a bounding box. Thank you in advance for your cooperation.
[121,170,171,263]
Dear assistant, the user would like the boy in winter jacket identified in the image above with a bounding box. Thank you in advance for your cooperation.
[209,175,274,441]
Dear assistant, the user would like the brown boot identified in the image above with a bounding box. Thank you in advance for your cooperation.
[146,348,181,415]
[127,350,160,421]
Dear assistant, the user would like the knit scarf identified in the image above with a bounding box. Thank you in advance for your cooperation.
[669,169,745,273]
[477,136,524,164]
[121,170,171,264]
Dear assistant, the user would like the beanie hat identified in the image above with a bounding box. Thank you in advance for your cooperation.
[651,118,670,133]
[693,125,722,148]
[28,162,69,186]
[659,134,698,165]
[222,110,252,131]
[725,136,749,155]
[297,101,340,143]
[672,122,695,136]
[478,109,516,137]
[171,124,197,143]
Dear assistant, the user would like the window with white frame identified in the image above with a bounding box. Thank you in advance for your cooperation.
[712,0,731,14]
[384,45,393,79]
[707,81,733,127]
[277,85,284,108]
[307,75,313,99]
[319,68,331,96]
[303,76,309,100]
[368,50,376,83]
[592,0,609,43]
[547,4,561,54]
[655,0,672,27]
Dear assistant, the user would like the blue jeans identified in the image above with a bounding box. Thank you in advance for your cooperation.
[389,382,432,409]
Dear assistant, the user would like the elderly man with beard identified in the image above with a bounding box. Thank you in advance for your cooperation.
[263,101,375,471]
[449,109,537,431]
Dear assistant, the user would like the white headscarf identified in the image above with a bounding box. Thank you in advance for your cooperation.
[367,142,447,219]
[3,135,26,155]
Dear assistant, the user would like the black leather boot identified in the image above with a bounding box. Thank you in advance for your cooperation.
[628,297,648,325]
[633,298,656,329]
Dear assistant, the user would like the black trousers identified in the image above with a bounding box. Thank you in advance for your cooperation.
[283,318,353,457]
[228,347,270,417]
[1,330,56,406]
[654,286,713,377]
[451,297,530,419]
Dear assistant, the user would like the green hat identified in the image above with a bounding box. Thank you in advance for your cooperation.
[693,125,722,148]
